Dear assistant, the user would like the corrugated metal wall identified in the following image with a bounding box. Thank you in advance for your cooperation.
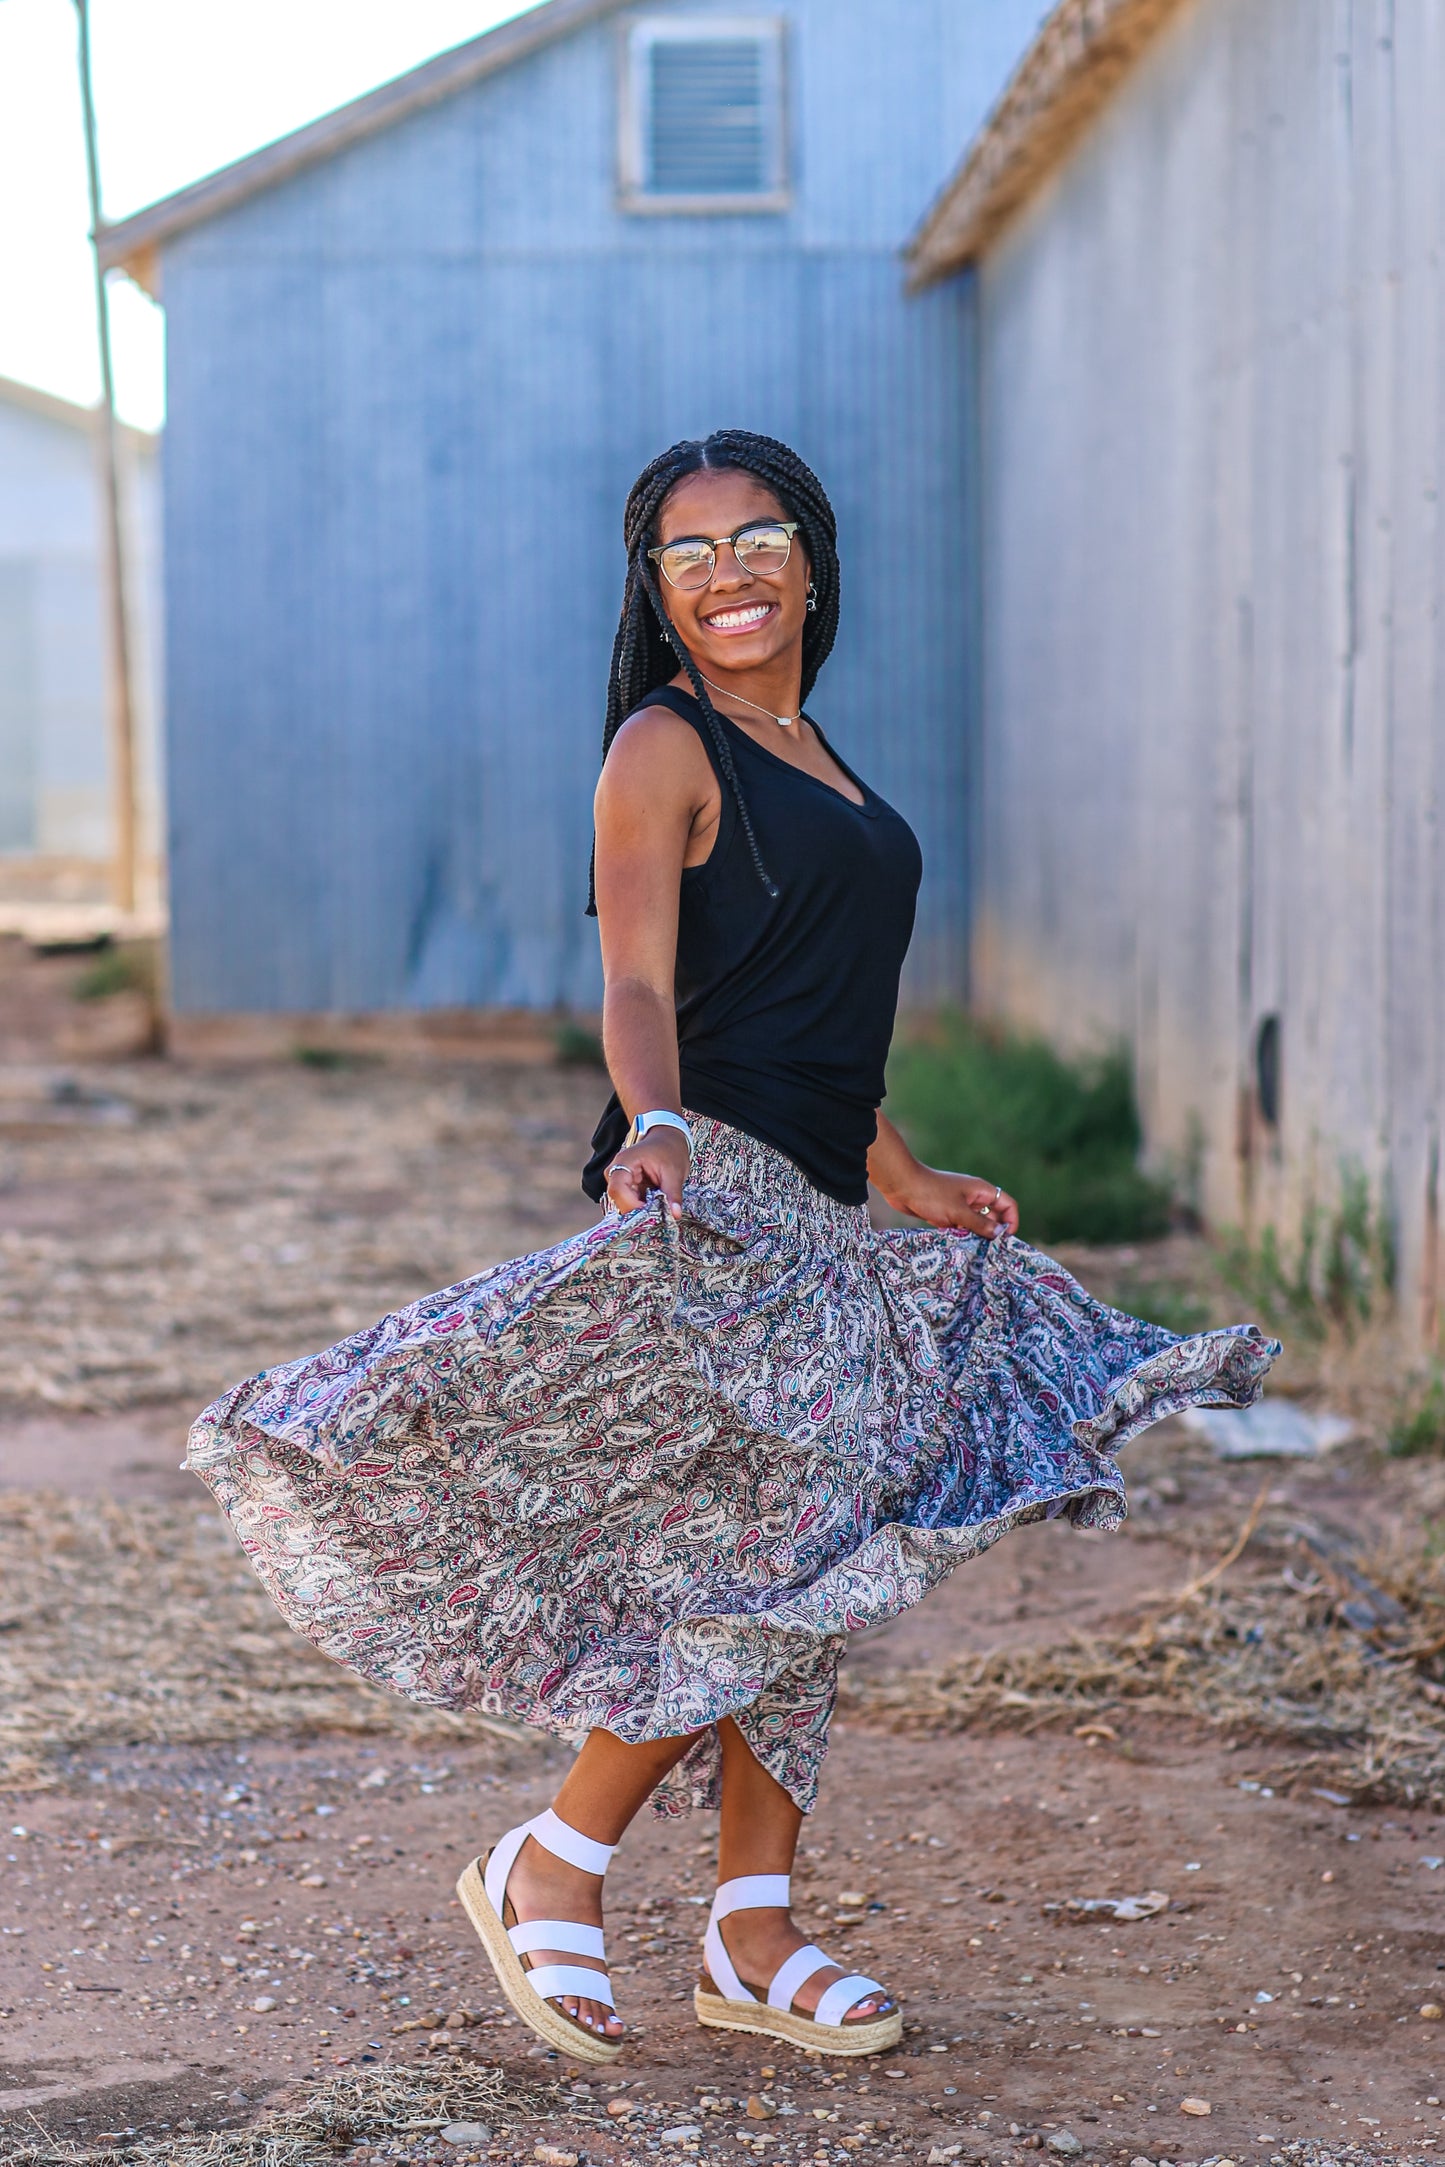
[161,0,1047,1016]
[973,0,1445,1341]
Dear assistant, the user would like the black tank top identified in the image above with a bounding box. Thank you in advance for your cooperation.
[582,686,923,1206]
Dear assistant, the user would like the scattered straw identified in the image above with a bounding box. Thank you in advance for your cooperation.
[1152,1476,1272,1604]
[0,2064,551,2167]
[840,1525,1445,1807]
[0,1493,531,1792]
[0,1063,598,1418]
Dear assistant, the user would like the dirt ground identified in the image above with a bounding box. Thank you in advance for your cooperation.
[3,943,1445,2167]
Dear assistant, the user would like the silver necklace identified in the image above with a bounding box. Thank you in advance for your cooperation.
[698,672,798,727]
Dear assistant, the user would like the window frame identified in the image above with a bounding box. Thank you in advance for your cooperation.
[618,13,790,216]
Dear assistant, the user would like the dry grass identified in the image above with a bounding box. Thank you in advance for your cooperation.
[0,2064,552,2167]
[840,1515,1445,1808]
[0,2062,1420,2167]
[0,1063,597,1417]
[8,1478,1445,1812]
[0,1493,527,1793]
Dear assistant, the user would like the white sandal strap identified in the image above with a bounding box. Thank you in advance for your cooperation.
[528,1808,615,1876]
[485,1811,614,1916]
[712,1873,790,1919]
[814,1973,886,2027]
[509,1919,606,1960]
[523,1962,616,2009]
[482,1820,532,1915]
[703,1913,756,2004]
[703,1876,792,2007]
[768,1943,832,2012]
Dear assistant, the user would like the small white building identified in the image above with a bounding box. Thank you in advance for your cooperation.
[0,372,162,894]
[910,0,1445,1350]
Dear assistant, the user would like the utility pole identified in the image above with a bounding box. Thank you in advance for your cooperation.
[74,0,138,914]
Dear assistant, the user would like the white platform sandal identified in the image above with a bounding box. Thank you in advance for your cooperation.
[694,1874,903,2056]
[455,1807,623,2065]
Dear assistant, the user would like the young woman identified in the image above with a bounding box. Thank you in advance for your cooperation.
[188,430,1277,2068]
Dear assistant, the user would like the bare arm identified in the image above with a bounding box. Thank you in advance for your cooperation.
[592,709,716,1216]
[595,720,1015,1236]
[868,1109,1020,1238]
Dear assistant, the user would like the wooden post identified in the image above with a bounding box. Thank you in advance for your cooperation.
[74,0,137,915]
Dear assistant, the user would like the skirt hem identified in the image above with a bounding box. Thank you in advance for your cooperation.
[186,1119,1279,1817]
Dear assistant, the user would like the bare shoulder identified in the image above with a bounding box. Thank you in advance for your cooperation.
[597,702,713,806]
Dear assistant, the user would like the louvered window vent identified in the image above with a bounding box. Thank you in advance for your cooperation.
[622,18,787,210]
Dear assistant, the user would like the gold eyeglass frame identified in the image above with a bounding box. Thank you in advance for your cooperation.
[647,520,800,591]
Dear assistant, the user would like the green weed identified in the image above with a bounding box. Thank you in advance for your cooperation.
[292,1045,354,1071]
[1220,1220,1326,1341]
[1324,1163,1396,1320]
[1110,1274,1211,1339]
[1221,1163,1395,1342]
[554,1020,607,1070]
[1389,1376,1445,1460]
[885,1012,1172,1244]
[71,943,155,1003]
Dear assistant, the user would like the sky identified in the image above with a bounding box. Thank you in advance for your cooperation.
[0,0,533,431]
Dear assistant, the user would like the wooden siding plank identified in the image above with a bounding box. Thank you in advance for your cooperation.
[973,0,1445,1344]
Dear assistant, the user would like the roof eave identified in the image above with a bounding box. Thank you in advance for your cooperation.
[0,370,158,447]
[98,0,624,295]
[905,0,1193,289]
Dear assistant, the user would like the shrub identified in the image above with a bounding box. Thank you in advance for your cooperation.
[885,1012,1172,1244]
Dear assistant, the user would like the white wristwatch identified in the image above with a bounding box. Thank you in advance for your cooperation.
[625,1110,693,1152]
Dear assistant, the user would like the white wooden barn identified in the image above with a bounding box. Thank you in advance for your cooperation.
[0,373,162,894]
[910,0,1445,1349]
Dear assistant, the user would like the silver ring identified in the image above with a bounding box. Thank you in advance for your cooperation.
[605,1161,627,1181]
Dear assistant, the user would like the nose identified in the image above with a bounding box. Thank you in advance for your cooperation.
[707,539,750,591]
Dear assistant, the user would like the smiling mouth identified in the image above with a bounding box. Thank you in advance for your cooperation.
[701,600,778,633]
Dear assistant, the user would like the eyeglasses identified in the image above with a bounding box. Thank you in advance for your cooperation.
[647,520,799,592]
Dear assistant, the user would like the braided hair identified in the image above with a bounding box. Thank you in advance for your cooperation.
[586,429,841,913]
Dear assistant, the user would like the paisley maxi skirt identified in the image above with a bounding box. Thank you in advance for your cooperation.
[188,1117,1279,1816]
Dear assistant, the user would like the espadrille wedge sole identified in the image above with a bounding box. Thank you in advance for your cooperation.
[693,1982,902,2055]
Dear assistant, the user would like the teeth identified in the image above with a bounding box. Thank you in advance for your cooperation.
[707,603,772,628]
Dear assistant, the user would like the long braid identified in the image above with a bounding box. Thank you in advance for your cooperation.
[636,552,777,900]
[586,430,841,914]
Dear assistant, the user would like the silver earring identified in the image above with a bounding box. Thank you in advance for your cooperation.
[806,584,818,613]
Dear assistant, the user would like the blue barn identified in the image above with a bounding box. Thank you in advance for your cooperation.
[100,0,1045,1018]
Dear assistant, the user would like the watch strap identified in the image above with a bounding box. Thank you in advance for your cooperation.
[626,1110,693,1152]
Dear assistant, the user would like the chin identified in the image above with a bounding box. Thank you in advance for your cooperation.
[696,626,795,668]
